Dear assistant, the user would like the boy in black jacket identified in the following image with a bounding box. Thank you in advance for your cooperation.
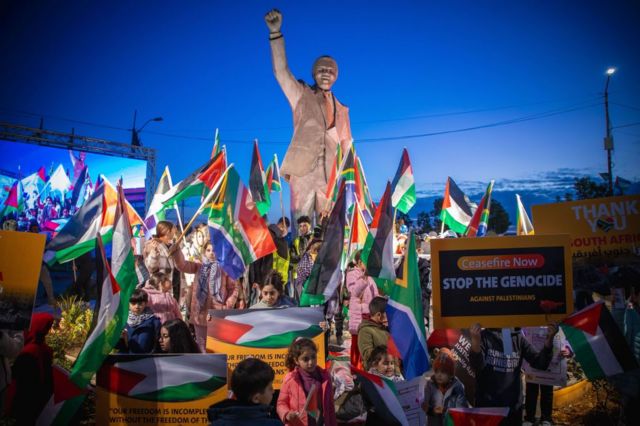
[469,323,558,426]
[208,358,283,425]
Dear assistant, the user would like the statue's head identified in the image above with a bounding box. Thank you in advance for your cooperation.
[312,56,338,91]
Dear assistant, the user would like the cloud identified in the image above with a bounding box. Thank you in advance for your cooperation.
[415,167,602,197]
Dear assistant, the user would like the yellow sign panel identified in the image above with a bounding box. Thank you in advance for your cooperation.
[532,195,640,259]
[95,354,228,425]
[207,333,326,390]
[431,235,573,329]
[0,230,46,330]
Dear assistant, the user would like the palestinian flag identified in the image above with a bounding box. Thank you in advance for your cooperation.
[161,151,226,207]
[351,367,409,426]
[249,139,270,215]
[0,179,23,218]
[465,180,494,237]
[144,165,173,238]
[208,307,324,348]
[560,301,638,381]
[69,184,137,387]
[97,354,227,402]
[386,233,429,379]
[444,407,509,426]
[267,154,282,192]
[43,177,143,266]
[69,166,88,207]
[355,156,375,223]
[390,148,416,214]
[207,166,276,280]
[440,177,476,234]
[299,182,347,306]
[516,194,534,235]
[36,366,88,426]
[362,182,396,282]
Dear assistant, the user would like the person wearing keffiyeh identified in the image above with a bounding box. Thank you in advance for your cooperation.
[188,242,240,352]
[116,289,161,354]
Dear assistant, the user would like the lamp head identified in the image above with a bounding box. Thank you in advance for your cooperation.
[606,67,616,76]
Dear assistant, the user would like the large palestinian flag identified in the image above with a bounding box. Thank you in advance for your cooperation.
[299,182,347,306]
[36,366,88,426]
[362,181,395,281]
[561,301,638,380]
[69,184,137,388]
[351,367,408,426]
[97,354,227,402]
[207,307,324,348]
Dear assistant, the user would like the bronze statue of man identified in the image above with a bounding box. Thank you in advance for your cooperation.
[265,9,352,225]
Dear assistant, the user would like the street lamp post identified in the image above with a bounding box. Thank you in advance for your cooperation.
[131,110,163,148]
[604,67,615,196]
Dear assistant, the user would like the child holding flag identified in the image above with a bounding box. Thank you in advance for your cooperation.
[423,348,468,426]
[277,338,336,425]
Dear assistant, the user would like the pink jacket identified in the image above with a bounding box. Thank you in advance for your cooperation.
[277,367,336,426]
[188,267,240,327]
[346,268,379,334]
[143,284,182,325]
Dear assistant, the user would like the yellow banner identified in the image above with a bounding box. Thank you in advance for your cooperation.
[207,333,325,390]
[95,354,227,426]
[532,195,640,260]
[0,230,46,330]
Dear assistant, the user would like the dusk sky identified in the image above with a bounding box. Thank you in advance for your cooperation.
[2,0,639,215]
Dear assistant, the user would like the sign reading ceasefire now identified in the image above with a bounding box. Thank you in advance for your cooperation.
[532,195,640,259]
[431,235,573,329]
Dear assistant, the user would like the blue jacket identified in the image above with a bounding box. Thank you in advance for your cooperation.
[424,376,468,426]
[117,315,161,354]
[207,399,283,426]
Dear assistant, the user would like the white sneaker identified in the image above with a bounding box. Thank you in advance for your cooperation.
[522,422,534,426]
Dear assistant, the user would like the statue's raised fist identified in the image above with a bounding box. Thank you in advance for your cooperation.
[264,9,282,33]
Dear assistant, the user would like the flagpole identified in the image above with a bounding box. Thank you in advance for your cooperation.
[171,165,232,251]
[173,201,184,233]
[440,217,445,235]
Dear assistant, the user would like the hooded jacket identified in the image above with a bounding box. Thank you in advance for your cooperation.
[470,328,552,410]
[10,313,55,424]
[357,319,390,368]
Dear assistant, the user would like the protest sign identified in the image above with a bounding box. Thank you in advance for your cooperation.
[532,195,640,259]
[0,230,46,330]
[522,327,568,386]
[396,375,426,426]
[207,306,326,389]
[96,354,227,425]
[431,235,573,329]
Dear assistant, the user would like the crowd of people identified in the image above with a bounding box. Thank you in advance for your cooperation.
[2,211,640,426]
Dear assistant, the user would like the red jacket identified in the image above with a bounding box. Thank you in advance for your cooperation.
[277,367,336,426]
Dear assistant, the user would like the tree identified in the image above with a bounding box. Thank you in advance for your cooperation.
[417,211,433,233]
[488,199,510,234]
[573,177,608,200]
[431,197,444,232]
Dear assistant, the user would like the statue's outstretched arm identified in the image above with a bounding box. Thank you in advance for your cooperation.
[265,9,302,108]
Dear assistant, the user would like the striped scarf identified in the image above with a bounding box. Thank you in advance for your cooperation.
[196,259,221,312]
